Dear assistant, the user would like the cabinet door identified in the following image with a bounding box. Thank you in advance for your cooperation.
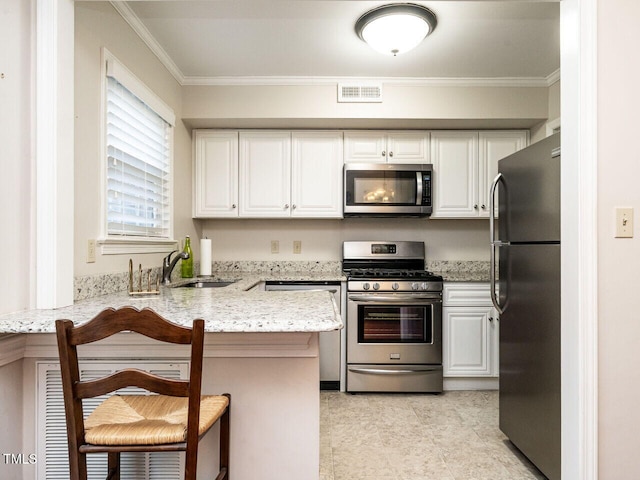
[478,131,529,218]
[239,131,291,217]
[387,132,430,164]
[430,131,479,218]
[343,131,386,163]
[443,306,492,377]
[291,131,343,218]
[192,131,238,217]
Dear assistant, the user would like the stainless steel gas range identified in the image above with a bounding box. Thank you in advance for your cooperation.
[343,241,443,393]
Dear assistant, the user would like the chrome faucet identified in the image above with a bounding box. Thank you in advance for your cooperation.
[162,250,189,284]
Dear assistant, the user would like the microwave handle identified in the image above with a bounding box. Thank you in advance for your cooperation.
[416,172,423,205]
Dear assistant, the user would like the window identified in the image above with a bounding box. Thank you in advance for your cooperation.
[100,50,176,254]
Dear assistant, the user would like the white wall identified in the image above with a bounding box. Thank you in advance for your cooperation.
[201,218,490,262]
[0,360,24,480]
[182,83,550,130]
[0,0,33,314]
[0,2,31,477]
[74,2,196,277]
[597,0,640,477]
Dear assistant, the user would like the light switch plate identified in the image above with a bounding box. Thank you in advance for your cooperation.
[271,240,279,254]
[293,240,302,254]
[615,207,633,238]
[87,239,96,263]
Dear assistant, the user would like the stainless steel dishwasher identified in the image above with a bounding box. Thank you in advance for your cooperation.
[264,281,342,390]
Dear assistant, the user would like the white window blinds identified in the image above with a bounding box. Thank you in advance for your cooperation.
[106,75,171,238]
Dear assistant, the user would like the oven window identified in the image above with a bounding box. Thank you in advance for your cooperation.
[346,171,417,205]
[357,305,432,343]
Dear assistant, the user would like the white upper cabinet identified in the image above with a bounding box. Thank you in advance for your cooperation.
[478,131,529,218]
[239,131,292,217]
[291,131,344,218]
[344,131,429,164]
[193,130,344,219]
[430,131,479,218]
[193,129,526,220]
[431,130,528,218]
[192,130,239,218]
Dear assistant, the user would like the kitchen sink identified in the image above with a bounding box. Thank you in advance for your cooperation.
[177,280,236,288]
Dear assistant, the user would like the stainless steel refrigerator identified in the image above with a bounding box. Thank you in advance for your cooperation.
[489,132,561,480]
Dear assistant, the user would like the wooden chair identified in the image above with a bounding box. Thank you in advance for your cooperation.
[55,306,230,480]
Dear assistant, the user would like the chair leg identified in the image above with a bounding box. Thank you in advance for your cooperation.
[69,450,88,480]
[106,452,120,480]
[216,393,231,480]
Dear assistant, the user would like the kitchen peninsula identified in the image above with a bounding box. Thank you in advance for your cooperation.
[0,277,342,480]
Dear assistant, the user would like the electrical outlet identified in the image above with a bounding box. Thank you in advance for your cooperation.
[615,207,634,238]
[271,240,279,254]
[87,239,96,263]
[293,240,302,254]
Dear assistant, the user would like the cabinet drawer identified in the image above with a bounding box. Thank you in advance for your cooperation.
[443,282,492,306]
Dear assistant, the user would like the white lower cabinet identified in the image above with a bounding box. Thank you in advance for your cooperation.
[443,282,499,378]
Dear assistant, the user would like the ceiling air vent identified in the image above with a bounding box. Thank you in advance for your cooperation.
[338,83,383,103]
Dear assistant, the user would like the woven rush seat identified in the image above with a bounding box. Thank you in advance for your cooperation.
[85,394,230,446]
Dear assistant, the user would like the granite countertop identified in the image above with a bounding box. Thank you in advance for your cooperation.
[0,272,344,334]
[0,260,492,334]
[439,271,492,283]
[427,261,492,283]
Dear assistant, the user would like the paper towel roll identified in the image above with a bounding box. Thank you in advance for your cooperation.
[200,238,212,276]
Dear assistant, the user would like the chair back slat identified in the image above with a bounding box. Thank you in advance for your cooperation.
[68,307,194,346]
[75,369,190,399]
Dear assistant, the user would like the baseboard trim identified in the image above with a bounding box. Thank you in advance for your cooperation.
[444,377,499,391]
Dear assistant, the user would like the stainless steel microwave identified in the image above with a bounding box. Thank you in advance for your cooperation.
[344,163,433,217]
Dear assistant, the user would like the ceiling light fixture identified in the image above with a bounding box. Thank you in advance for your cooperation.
[355,3,437,57]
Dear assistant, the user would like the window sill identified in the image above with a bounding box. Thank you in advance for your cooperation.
[98,237,178,255]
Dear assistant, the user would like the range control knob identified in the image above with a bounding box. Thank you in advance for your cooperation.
[372,283,380,291]
[392,282,400,291]
[363,283,370,290]
[411,282,420,291]
[421,282,428,290]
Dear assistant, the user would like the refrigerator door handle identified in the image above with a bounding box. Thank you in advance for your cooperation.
[490,173,506,315]
[490,243,505,315]
[489,173,504,245]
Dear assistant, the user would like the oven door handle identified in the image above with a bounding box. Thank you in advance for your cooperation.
[348,367,441,375]
[348,295,441,303]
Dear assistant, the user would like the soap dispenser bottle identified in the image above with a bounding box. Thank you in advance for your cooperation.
[181,236,194,278]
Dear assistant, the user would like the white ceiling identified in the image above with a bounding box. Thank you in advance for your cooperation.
[122,1,560,84]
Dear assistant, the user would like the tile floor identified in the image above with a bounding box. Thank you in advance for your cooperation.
[320,390,547,480]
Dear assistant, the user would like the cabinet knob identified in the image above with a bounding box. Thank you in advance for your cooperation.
[292,204,297,209]
[489,317,494,322]
[232,204,237,209]
[382,151,386,157]
[284,204,290,209]
[389,151,394,157]
[474,204,478,210]
[481,204,486,210]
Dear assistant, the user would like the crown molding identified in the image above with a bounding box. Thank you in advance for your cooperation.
[181,74,559,88]
[547,68,561,85]
[111,2,560,90]
[109,1,185,85]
